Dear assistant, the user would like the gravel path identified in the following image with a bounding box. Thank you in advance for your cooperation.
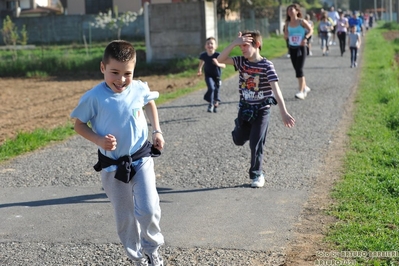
[0,43,360,265]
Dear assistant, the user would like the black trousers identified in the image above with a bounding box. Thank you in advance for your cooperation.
[337,31,347,55]
[232,107,271,179]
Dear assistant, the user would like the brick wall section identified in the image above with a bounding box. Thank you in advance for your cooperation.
[147,1,216,61]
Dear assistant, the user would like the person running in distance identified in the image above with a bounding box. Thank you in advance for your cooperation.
[305,14,314,56]
[283,24,291,58]
[348,12,361,34]
[327,6,340,45]
[336,11,349,56]
[318,13,333,56]
[348,25,361,68]
[284,3,313,100]
[316,8,324,22]
[358,12,365,36]
[71,40,165,266]
[197,37,226,113]
[217,30,295,188]
[368,13,374,28]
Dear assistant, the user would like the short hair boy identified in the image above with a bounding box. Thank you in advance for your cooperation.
[197,37,226,113]
[71,40,165,266]
[217,30,295,187]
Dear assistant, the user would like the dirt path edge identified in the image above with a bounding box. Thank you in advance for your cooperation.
[283,79,359,265]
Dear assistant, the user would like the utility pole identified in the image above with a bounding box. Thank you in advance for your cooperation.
[397,0,399,23]
[381,0,384,20]
[389,0,392,21]
[397,0,399,22]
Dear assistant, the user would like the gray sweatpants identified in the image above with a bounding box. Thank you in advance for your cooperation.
[100,156,164,261]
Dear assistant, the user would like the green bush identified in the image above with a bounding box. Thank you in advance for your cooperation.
[381,22,399,30]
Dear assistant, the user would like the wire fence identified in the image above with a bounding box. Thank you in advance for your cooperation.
[218,18,270,43]
[0,14,273,46]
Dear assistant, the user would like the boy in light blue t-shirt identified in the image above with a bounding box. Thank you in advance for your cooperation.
[348,25,361,68]
[71,40,165,266]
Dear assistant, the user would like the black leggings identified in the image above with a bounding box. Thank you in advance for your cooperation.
[289,46,307,78]
[337,31,347,55]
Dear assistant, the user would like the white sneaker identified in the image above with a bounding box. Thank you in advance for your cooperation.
[286,53,290,58]
[251,174,265,188]
[309,51,313,56]
[295,91,306,100]
[134,258,149,266]
[304,86,311,96]
[148,252,164,266]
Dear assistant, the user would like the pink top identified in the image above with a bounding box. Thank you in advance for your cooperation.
[336,17,348,32]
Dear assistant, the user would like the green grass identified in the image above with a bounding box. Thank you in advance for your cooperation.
[0,123,75,162]
[325,23,399,265]
[0,35,287,162]
[0,43,104,77]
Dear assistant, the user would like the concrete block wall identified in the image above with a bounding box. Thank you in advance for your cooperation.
[146,1,216,62]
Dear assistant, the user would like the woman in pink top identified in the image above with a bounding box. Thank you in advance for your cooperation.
[336,11,349,56]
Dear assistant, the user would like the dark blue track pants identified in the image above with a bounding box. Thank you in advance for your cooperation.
[232,107,271,179]
[203,75,221,104]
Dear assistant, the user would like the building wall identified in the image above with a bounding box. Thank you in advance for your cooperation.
[152,0,171,4]
[63,0,165,15]
[205,0,217,39]
[114,0,141,13]
[146,1,216,62]
[65,0,85,15]
[20,0,31,9]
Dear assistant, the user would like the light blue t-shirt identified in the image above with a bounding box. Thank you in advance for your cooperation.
[348,32,360,47]
[70,80,159,171]
[288,21,307,47]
